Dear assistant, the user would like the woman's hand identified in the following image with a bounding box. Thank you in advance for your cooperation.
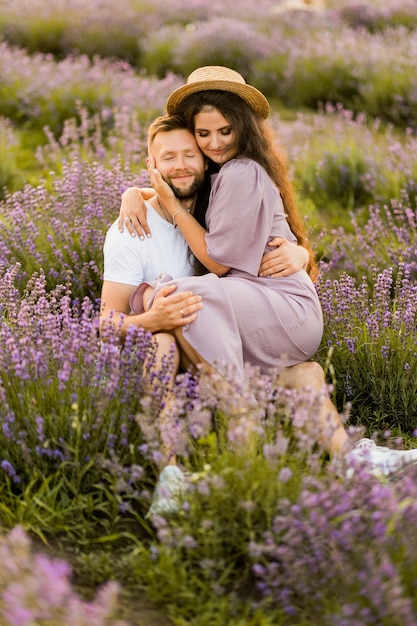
[147,157,178,215]
[118,187,154,239]
[148,158,229,276]
[259,238,309,278]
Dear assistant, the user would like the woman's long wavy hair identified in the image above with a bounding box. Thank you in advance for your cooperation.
[181,90,318,280]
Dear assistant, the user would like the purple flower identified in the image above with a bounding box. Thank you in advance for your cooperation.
[1,460,21,484]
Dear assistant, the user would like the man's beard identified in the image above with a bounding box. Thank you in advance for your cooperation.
[167,171,205,201]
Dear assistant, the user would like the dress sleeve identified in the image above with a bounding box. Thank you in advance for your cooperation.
[205,159,276,274]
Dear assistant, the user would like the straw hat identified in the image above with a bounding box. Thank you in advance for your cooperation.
[166,66,270,119]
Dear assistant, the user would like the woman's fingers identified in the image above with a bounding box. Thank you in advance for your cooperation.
[119,216,144,239]
[147,157,174,203]
[126,216,151,240]
[147,156,157,183]
[118,187,152,239]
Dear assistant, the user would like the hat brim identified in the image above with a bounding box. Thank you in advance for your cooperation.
[166,80,270,119]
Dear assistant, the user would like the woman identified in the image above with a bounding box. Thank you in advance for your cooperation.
[130,68,417,515]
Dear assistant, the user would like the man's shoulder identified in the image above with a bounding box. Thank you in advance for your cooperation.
[103,220,145,261]
[105,220,121,238]
[104,204,153,246]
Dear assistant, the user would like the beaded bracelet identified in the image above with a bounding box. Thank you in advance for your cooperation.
[172,208,191,228]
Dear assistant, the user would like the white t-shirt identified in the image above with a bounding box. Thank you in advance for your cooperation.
[103,202,194,286]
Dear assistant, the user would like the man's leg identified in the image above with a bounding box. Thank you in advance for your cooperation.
[145,332,188,519]
[145,331,180,464]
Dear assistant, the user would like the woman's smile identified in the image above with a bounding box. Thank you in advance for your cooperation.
[194,109,238,165]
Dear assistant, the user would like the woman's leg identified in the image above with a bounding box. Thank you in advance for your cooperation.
[276,361,351,455]
[173,327,260,451]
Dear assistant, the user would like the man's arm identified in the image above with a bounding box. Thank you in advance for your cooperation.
[99,280,203,341]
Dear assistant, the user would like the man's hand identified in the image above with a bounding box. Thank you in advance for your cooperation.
[147,284,203,331]
[100,281,204,338]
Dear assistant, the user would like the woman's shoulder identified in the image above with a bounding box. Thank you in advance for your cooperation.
[222,156,261,170]
[220,157,265,181]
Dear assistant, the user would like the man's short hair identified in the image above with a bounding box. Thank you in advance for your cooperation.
[148,114,189,151]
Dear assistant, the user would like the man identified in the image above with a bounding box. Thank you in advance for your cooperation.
[100,115,205,344]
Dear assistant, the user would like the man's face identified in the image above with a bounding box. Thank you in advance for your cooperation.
[150,129,206,200]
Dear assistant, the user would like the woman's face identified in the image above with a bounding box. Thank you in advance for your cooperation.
[193,107,238,166]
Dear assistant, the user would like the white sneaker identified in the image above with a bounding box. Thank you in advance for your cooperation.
[344,438,417,478]
[146,465,186,519]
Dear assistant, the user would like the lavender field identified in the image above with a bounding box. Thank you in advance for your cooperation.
[1,0,417,624]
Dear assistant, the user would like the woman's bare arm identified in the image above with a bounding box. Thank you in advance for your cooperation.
[148,160,230,275]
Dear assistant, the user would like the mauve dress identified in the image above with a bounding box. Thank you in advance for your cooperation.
[130,158,323,380]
